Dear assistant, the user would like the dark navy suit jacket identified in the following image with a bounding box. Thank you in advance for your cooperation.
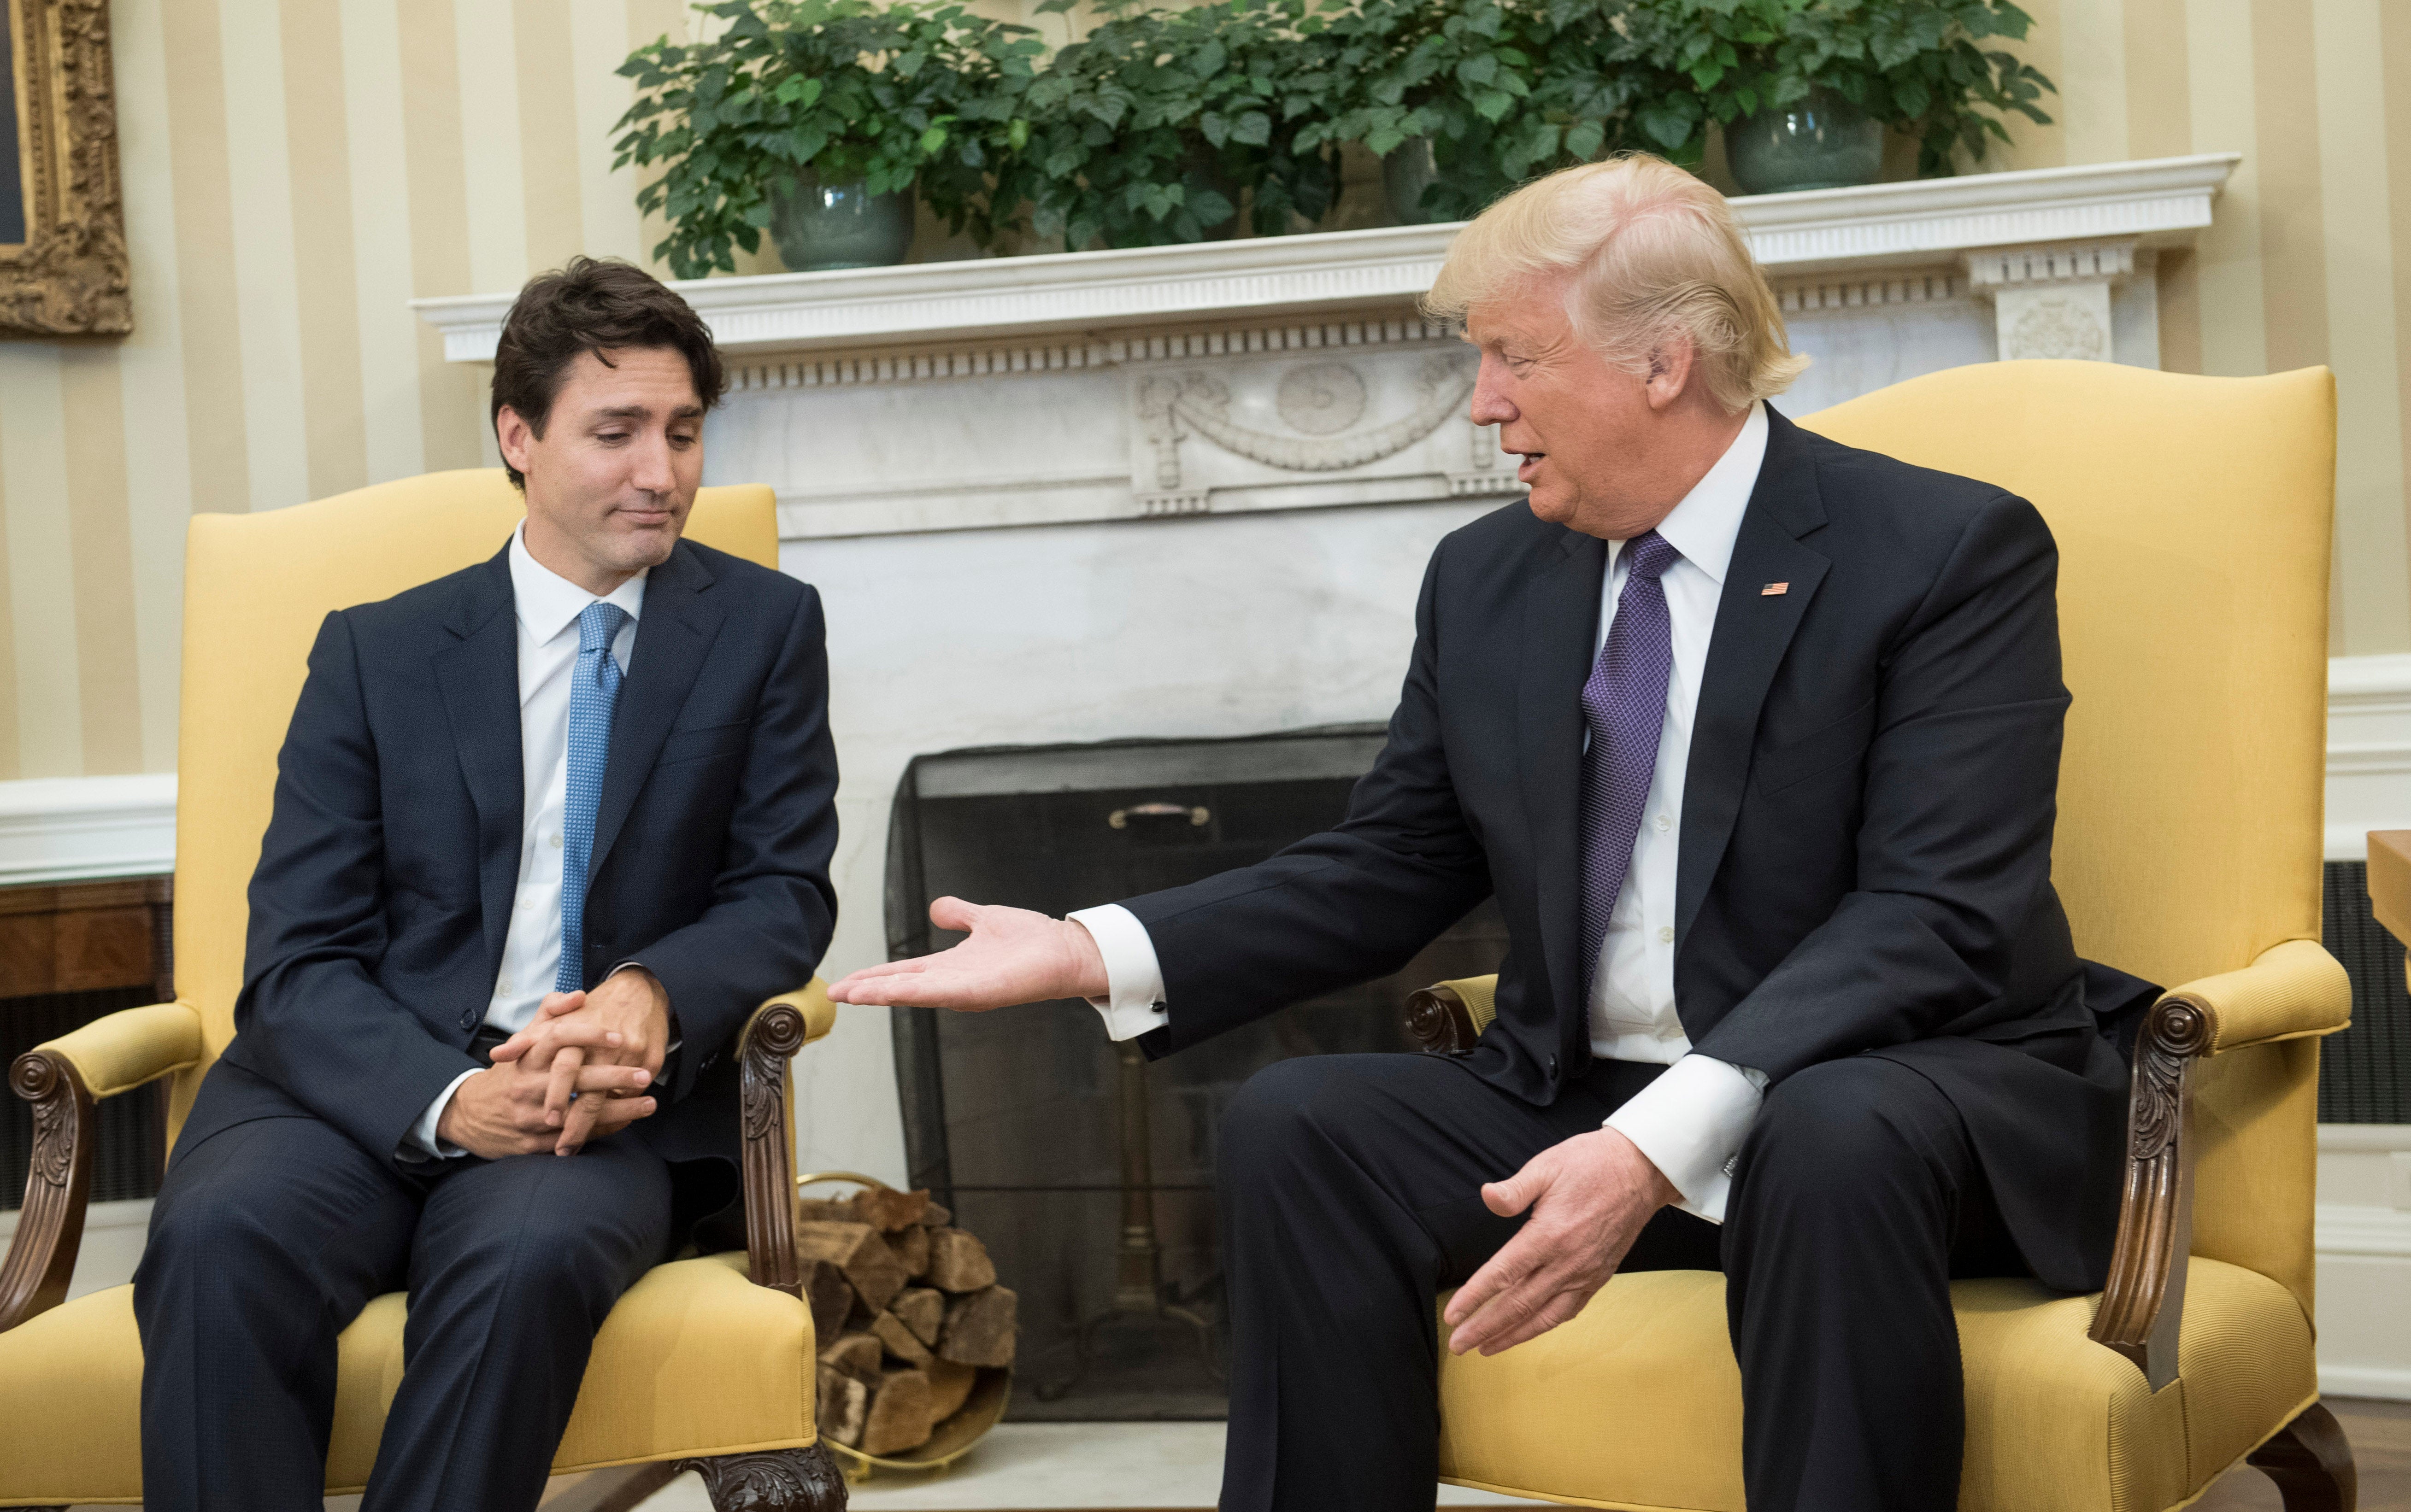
[182,536,840,1232]
[1124,405,2132,1292]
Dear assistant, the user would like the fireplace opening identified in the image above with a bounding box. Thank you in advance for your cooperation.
[884,726,1507,1419]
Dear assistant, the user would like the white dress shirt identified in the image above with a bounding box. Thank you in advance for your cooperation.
[401,526,647,1160]
[1073,403,1771,1222]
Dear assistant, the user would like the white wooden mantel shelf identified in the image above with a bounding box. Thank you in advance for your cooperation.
[412,153,2238,364]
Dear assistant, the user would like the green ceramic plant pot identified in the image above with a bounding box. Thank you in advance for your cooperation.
[769,176,916,271]
[1725,87,1884,195]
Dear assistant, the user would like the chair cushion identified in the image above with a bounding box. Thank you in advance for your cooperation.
[0,1251,815,1505]
[1434,1259,2317,1512]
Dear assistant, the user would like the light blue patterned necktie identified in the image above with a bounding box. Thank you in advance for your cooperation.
[557,602,629,993]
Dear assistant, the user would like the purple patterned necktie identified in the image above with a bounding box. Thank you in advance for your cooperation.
[1578,530,1682,998]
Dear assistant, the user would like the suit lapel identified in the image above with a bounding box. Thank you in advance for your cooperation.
[1675,407,1831,946]
[589,541,727,878]
[1516,526,1609,1037]
[434,546,524,975]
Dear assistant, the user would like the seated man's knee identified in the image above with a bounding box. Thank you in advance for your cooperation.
[1217,1055,1386,1184]
[1741,1056,1946,1197]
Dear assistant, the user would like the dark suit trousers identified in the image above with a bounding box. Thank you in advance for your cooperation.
[1215,1050,2025,1512]
[132,1102,675,1512]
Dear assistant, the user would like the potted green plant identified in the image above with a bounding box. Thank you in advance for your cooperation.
[1305,0,1664,225]
[989,0,1347,251]
[1618,0,2056,193]
[615,0,1043,276]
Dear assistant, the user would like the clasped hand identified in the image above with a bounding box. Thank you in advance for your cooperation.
[1441,1125,1679,1357]
[435,967,671,1159]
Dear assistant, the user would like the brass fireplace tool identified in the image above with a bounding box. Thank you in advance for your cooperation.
[1035,1037,1223,1400]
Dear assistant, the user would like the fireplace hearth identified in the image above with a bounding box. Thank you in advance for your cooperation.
[884,727,1506,1419]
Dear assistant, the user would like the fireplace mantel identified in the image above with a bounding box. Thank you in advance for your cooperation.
[413,153,2235,366]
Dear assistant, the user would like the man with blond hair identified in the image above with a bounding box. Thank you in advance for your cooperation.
[832,155,2134,1511]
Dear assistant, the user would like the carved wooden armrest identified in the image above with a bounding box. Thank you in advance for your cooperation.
[1404,974,1500,1055]
[2087,940,2350,1390]
[0,1001,205,1334]
[737,980,836,1299]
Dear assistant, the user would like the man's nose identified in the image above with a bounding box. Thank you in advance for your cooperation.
[629,433,677,495]
[1469,360,1517,427]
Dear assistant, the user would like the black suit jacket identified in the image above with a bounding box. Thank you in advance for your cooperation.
[1123,406,2130,1291]
[184,537,840,1232]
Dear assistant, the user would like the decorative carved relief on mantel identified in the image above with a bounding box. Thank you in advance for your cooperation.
[1129,346,1487,518]
[1964,240,2140,365]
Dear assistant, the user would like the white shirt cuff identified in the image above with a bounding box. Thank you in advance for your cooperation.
[1067,903,1170,1041]
[1603,1054,1767,1224]
[403,1068,481,1162]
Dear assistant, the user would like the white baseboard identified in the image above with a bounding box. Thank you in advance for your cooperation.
[2316,1126,2411,1400]
[0,1195,153,1302]
[0,773,176,885]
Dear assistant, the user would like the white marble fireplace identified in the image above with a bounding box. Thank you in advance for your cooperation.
[414,153,2239,1182]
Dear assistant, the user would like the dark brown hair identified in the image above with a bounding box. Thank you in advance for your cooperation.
[489,256,727,489]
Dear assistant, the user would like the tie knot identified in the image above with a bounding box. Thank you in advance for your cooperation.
[577,602,629,654]
[1623,530,1681,583]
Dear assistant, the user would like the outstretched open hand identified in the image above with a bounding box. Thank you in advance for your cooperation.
[826,897,1110,1010]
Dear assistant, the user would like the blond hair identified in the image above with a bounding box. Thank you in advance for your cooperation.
[1424,155,1808,412]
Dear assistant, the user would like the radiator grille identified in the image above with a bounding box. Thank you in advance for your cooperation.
[2321,861,2411,1123]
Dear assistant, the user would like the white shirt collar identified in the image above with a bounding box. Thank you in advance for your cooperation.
[508,523,647,644]
[1608,400,1769,587]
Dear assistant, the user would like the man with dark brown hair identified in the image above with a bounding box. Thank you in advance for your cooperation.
[130,257,840,1512]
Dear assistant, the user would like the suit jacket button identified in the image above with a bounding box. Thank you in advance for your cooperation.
[1547,1053,1559,1078]
[459,1010,478,1030]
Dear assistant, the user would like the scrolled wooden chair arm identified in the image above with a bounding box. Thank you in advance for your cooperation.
[2087,938,2350,1390]
[0,1049,97,1335]
[736,981,836,1300]
[0,1001,200,1335]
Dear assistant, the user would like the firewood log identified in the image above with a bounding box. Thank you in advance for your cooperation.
[798,1197,856,1224]
[851,1186,932,1231]
[871,1308,935,1368]
[918,1200,952,1228]
[798,1219,909,1313]
[923,1227,997,1292]
[887,1221,931,1278]
[804,1260,854,1350]
[937,1284,1017,1369]
[818,1330,883,1386]
[860,1367,935,1457]
[891,1286,945,1348]
[816,1365,867,1448]
[924,1357,977,1424]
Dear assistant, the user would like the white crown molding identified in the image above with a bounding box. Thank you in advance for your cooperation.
[412,154,2238,365]
[0,773,176,885]
[2328,654,2411,859]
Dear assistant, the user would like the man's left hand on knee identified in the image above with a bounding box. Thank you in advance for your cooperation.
[1443,1127,1679,1358]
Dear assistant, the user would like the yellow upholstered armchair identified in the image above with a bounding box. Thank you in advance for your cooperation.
[0,473,846,1511]
[1407,362,2358,1512]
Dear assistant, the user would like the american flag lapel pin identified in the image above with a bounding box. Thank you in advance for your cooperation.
[1761,581,1789,597]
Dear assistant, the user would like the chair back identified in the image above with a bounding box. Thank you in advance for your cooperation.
[165,470,779,1140]
[1802,361,2336,1313]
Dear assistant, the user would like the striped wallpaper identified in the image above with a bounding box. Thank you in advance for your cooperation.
[0,0,2402,780]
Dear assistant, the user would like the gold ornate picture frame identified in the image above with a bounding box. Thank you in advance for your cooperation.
[0,0,126,337]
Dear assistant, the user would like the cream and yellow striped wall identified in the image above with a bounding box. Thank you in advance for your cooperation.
[0,0,2402,781]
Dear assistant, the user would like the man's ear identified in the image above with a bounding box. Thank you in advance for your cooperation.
[495,404,537,480]
[1642,338,1697,412]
